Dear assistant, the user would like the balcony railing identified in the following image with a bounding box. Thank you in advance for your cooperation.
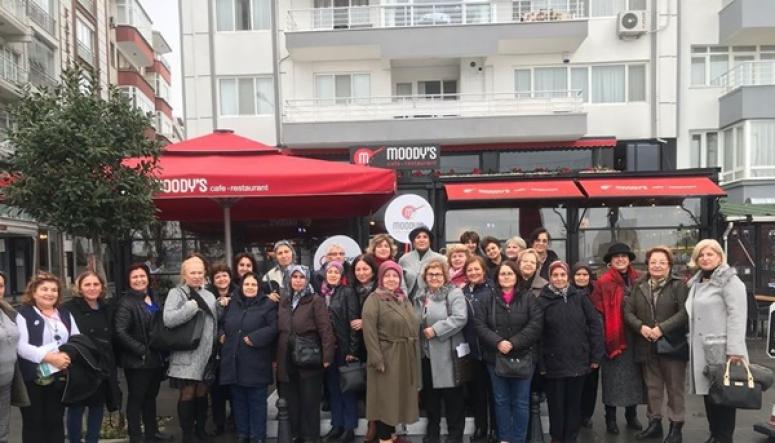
[77,41,94,65]
[0,55,26,86]
[29,65,57,88]
[283,90,583,123]
[116,0,154,47]
[27,1,57,36]
[287,0,585,31]
[715,61,775,94]
[0,0,27,22]
[156,54,171,72]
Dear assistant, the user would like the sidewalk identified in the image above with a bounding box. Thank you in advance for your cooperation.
[9,337,775,442]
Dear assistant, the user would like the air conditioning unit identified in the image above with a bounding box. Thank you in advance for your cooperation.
[617,10,647,38]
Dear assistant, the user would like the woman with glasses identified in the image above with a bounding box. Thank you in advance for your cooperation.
[528,228,558,281]
[16,272,80,443]
[414,258,468,443]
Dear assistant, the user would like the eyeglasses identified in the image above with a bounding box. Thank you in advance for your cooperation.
[648,261,669,266]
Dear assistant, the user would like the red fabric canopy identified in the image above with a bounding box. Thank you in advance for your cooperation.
[445,180,584,201]
[579,176,726,198]
[125,131,396,222]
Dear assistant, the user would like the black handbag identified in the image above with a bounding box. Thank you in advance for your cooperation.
[655,333,689,361]
[490,294,533,378]
[149,305,205,351]
[707,359,762,410]
[339,361,366,393]
[289,303,323,369]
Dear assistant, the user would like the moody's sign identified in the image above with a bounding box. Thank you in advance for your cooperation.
[350,144,440,170]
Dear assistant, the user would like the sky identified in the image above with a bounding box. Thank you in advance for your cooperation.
[142,0,184,118]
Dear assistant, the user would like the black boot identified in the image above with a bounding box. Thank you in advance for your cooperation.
[605,406,619,435]
[626,406,643,431]
[472,428,487,442]
[178,399,196,443]
[636,418,663,440]
[194,396,215,441]
[339,430,355,443]
[664,422,683,443]
[324,427,343,441]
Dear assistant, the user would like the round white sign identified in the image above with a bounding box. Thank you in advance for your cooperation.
[384,194,435,244]
[313,235,363,271]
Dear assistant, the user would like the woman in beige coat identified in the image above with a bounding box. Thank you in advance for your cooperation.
[362,260,420,443]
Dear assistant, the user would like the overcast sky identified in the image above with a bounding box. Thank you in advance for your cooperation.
[142,0,184,118]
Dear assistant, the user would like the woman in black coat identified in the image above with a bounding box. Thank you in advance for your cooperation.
[537,261,604,443]
[63,271,121,443]
[572,263,601,428]
[321,260,360,443]
[114,264,171,443]
[219,272,278,443]
[528,227,559,281]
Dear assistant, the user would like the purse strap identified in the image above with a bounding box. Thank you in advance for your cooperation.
[724,358,754,388]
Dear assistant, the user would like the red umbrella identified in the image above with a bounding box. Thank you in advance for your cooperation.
[126,130,396,262]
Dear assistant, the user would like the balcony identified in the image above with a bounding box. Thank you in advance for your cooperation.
[76,40,95,66]
[28,65,57,89]
[115,0,154,68]
[0,54,26,99]
[282,91,586,147]
[0,0,31,41]
[719,0,775,45]
[27,0,57,39]
[716,61,775,127]
[285,0,587,60]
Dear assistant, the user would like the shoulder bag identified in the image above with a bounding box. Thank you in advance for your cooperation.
[706,358,763,409]
[149,289,205,351]
[653,281,689,361]
[491,294,533,378]
[289,299,323,369]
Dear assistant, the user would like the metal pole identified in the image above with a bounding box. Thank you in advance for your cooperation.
[223,203,233,266]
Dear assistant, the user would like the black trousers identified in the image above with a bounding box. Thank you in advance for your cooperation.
[544,375,585,443]
[580,366,599,420]
[465,359,495,433]
[20,380,66,443]
[704,395,736,443]
[421,358,465,440]
[375,421,395,440]
[283,371,323,440]
[210,380,231,429]
[124,367,163,439]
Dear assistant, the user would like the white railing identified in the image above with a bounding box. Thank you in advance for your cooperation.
[715,61,775,94]
[0,0,27,22]
[119,86,155,116]
[155,111,174,138]
[156,54,171,72]
[116,0,153,46]
[283,90,582,123]
[27,0,57,36]
[287,0,585,31]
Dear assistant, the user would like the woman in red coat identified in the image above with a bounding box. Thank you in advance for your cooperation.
[590,243,645,435]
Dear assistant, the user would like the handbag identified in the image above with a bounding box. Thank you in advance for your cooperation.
[289,302,323,369]
[655,332,689,361]
[707,358,762,410]
[339,361,366,393]
[490,293,534,378]
[149,291,206,351]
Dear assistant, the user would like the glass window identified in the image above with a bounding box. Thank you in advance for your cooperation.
[690,134,701,168]
[216,0,270,31]
[628,64,646,101]
[628,0,646,9]
[709,54,729,85]
[736,125,745,169]
[235,0,251,30]
[219,77,273,115]
[252,0,271,29]
[315,73,370,104]
[723,128,734,172]
[335,75,351,103]
[219,78,237,115]
[691,56,706,85]
[216,0,234,31]
[591,65,625,103]
[751,120,775,167]
[571,67,588,101]
[626,143,660,171]
[707,132,718,168]
[238,78,255,115]
[255,77,274,114]
[396,82,412,96]
[440,154,479,174]
[590,0,626,17]
[514,69,531,98]
[534,67,567,98]
[316,75,334,103]
[499,150,592,172]
[353,74,371,100]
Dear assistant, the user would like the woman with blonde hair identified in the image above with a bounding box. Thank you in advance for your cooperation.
[367,234,398,266]
[686,239,747,443]
[164,256,219,442]
[504,236,527,262]
[446,244,471,288]
[63,271,121,443]
[517,248,548,298]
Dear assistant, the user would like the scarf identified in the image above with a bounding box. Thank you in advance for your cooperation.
[319,283,338,306]
[448,266,466,288]
[649,276,668,306]
[593,265,639,358]
[548,284,569,301]
[501,289,515,305]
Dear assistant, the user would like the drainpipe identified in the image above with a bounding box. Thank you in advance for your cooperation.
[271,0,283,146]
[208,0,218,130]
[650,0,658,138]
[722,221,734,256]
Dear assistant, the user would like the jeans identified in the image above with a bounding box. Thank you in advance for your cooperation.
[325,351,359,430]
[488,364,533,443]
[231,385,268,440]
[67,404,105,443]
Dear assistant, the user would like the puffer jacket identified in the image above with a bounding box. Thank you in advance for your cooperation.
[473,287,543,364]
[324,285,360,357]
[113,290,163,369]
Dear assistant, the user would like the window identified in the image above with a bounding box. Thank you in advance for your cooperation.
[514,69,531,98]
[628,64,646,101]
[626,142,660,171]
[216,0,271,31]
[723,127,734,179]
[571,67,588,101]
[76,18,95,64]
[499,150,592,172]
[440,154,480,174]
[218,77,274,116]
[591,65,625,103]
[315,73,370,104]
[690,131,720,168]
[395,82,412,96]
[690,134,701,169]
[707,132,718,168]
[750,120,775,178]
[590,0,627,17]
[418,80,457,99]
[534,67,567,98]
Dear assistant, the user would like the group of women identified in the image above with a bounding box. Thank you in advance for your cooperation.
[0,228,751,443]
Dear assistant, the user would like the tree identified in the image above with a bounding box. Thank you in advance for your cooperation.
[2,64,161,283]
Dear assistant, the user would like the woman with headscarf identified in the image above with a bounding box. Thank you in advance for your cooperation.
[537,261,604,443]
[685,239,748,443]
[276,265,335,443]
[320,260,360,443]
[590,243,645,435]
[517,249,548,298]
[528,228,559,281]
[572,263,601,429]
[362,261,420,443]
[263,240,296,303]
[624,246,688,443]
[446,244,470,289]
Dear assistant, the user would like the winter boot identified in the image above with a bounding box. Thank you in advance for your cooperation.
[605,406,619,435]
[636,418,663,439]
[177,399,196,443]
[663,421,683,443]
[194,396,215,441]
[625,406,643,431]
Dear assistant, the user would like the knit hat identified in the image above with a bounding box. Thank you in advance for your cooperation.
[548,260,569,276]
[377,260,403,289]
[408,225,433,244]
[603,242,636,263]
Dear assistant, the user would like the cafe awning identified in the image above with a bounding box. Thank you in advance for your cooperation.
[578,176,726,198]
[444,179,584,201]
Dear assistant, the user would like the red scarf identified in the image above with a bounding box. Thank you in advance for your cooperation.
[501,289,515,305]
[591,266,639,358]
[449,267,466,288]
